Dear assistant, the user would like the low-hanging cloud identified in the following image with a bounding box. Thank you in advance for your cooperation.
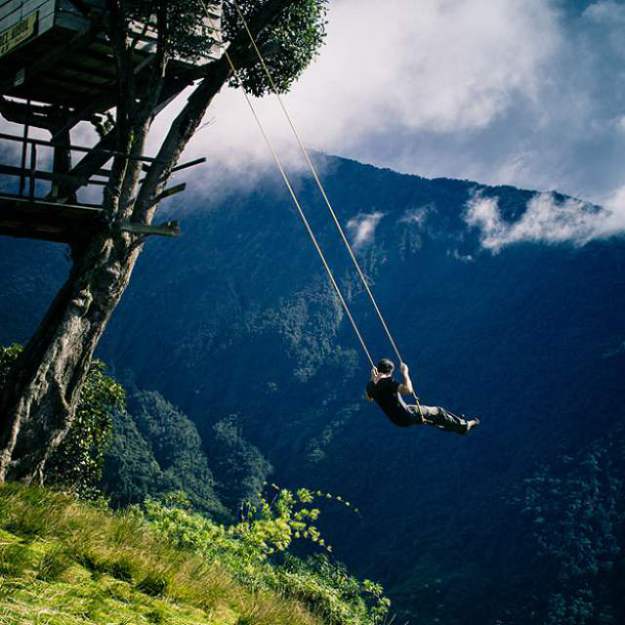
[346,211,385,250]
[465,190,625,252]
[399,206,431,228]
[4,1,625,219]
[145,0,565,190]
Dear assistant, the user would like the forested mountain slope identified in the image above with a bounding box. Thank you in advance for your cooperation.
[2,154,624,624]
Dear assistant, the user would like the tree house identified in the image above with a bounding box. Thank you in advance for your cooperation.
[0,0,221,244]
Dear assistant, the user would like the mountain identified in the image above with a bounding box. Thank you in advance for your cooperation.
[101,389,230,519]
[1,154,624,625]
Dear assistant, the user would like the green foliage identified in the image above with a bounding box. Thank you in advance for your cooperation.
[0,343,22,390]
[224,0,328,96]
[122,0,327,96]
[101,391,227,518]
[144,486,389,625]
[0,345,124,498]
[47,360,125,498]
[0,484,326,625]
[513,431,625,625]
[144,486,330,567]
[208,415,273,511]
[274,555,391,625]
[125,0,222,61]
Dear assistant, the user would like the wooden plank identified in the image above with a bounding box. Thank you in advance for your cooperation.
[53,64,114,85]
[38,72,109,95]
[0,132,167,163]
[80,43,113,64]
[0,0,53,34]
[0,192,102,211]
[59,58,115,80]
[0,18,96,91]
[54,8,92,33]
[0,192,104,243]
[60,0,90,17]
[0,0,51,22]
[121,220,180,237]
[0,0,50,16]
[142,157,207,176]
[156,182,186,201]
[0,162,107,185]
[28,140,36,197]
[0,9,37,56]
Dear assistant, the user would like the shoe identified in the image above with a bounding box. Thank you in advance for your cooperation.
[466,417,480,434]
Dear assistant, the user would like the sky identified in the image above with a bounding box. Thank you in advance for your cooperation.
[153,0,625,249]
[169,0,625,199]
[3,0,625,250]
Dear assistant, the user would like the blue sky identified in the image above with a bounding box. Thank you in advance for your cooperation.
[162,0,625,245]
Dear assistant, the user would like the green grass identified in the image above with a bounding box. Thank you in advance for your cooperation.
[0,484,321,625]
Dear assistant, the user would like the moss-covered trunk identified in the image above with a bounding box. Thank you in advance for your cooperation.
[0,232,141,484]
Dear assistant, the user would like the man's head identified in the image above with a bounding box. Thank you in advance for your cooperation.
[376,358,395,375]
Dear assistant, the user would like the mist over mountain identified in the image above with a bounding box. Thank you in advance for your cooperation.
[2,154,624,625]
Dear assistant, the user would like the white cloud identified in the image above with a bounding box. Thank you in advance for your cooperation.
[145,0,563,186]
[584,1,625,25]
[465,190,625,252]
[399,206,430,227]
[4,0,625,218]
[346,211,385,250]
[294,0,560,135]
[448,249,475,263]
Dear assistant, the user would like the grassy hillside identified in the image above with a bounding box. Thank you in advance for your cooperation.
[0,485,379,625]
[4,154,625,624]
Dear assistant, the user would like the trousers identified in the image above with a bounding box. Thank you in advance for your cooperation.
[406,404,469,435]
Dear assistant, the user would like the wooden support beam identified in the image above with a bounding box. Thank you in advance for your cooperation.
[0,194,104,244]
[18,99,29,196]
[159,183,187,198]
[28,143,36,199]
[130,183,187,212]
[142,157,206,175]
[67,0,93,17]
[148,183,187,208]
[0,164,105,186]
[0,194,103,213]
[0,132,166,163]
[1,24,100,95]
[46,69,194,199]
[0,98,58,128]
[120,220,180,237]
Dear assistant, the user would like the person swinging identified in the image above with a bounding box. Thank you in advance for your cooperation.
[365,358,480,434]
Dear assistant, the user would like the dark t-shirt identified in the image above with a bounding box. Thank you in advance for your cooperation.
[366,377,413,427]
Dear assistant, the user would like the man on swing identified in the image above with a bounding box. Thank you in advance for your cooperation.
[365,358,480,434]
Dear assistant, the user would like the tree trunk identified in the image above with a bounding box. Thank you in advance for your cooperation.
[0,231,141,484]
[0,0,298,485]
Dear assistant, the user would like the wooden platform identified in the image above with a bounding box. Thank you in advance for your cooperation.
[0,0,223,111]
[0,193,104,243]
[0,2,210,244]
[0,193,181,244]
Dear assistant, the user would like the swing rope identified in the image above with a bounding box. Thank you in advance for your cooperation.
[221,50,375,369]
[213,0,423,415]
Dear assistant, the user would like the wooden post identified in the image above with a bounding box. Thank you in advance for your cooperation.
[51,114,77,202]
[28,143,37,199]
[18,99,31,197]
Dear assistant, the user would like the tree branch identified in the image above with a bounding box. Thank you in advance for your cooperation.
[132,0,297,223]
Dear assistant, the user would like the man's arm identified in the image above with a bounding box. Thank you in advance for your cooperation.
[397,362,414,395]
[365,367,378,401]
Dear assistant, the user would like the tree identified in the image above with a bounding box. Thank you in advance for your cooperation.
[101,390,228,518]
[0,344,125,495]
[207,415,273,511]
[0,0,327,483]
